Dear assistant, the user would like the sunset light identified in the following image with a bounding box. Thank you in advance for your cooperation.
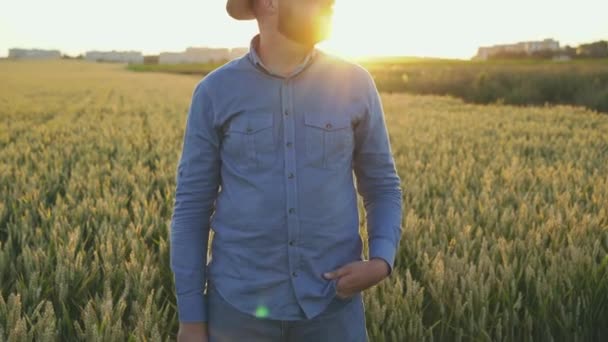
[2,0,608,339]
[1,0,605,59]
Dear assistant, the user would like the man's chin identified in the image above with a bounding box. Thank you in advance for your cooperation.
[279,27,331,47]
[304,29,333,46]
[285,35,326,48]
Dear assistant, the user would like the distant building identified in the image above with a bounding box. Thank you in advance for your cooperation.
[8,48,61,59]
[85,50,143,64]
[552,55,571,62]
[156,52,180,64]
[474,38,561,60]
[159,47,248,64]
[229,47,249,60]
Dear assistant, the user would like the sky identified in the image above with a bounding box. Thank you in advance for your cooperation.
[1,0,606,59]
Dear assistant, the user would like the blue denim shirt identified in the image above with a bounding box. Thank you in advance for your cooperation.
[170,34,403,323]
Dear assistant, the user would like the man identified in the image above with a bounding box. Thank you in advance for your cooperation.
[170,0,403,341]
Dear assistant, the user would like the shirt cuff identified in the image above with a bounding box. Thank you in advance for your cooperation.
[369,237,396,276]
[176,291,208,323]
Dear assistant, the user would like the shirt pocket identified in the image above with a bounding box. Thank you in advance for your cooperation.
[223,114,276,172]
[303,112,354,169]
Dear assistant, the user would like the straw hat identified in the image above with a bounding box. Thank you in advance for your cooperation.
[226,0,256,20]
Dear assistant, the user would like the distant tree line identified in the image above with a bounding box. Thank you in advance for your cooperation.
[364,60,608,114]
[61,54,83,59]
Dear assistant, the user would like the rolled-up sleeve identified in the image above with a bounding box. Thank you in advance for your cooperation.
[170,81,220,322]
[353,71,403,276]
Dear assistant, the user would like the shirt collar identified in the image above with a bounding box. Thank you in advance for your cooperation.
[247,33,317,79]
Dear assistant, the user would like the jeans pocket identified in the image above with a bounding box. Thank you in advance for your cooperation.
[331,278,354,303]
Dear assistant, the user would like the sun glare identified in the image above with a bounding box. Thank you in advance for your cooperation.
[319,1,408,60]
[318,1,369,59]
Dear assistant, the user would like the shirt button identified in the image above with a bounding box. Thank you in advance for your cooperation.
[246,127,253,133]
[286,141,292,147]
[288,208,295,214]
[292,271,298,277]
[289,240,295,246]
[325,123,332,129]
[284,110,289,116]
[288,172,294,179]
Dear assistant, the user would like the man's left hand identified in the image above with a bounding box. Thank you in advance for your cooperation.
[323,258,390,299]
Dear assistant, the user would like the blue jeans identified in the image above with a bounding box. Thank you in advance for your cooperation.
[207,281,369,342]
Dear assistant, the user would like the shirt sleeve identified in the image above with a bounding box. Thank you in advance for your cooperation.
[352,71,403,277]
[170,81,221,322]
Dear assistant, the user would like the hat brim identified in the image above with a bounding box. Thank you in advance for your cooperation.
[227,0,256,20]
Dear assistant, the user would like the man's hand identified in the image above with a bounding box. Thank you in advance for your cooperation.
[323,258,391,299]
[177,322,208,342]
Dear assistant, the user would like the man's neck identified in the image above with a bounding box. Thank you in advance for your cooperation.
[256,31,314,77]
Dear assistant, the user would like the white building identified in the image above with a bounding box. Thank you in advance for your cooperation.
[474,38,561,60]
[229,47,249,60]
[85,50,143,64]
[159,47,248,64]
[157,52,188,64]
[8,48,61,59]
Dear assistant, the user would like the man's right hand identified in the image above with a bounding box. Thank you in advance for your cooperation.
[177,322,208,342]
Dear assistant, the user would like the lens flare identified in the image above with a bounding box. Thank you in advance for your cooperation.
[255,305,269,318]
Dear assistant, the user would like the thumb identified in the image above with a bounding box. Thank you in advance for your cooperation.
[323,267,345,279]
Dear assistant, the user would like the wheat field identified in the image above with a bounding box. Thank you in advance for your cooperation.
[1,60,607,341]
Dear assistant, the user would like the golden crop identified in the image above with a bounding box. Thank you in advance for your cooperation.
[1,60,607,341]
